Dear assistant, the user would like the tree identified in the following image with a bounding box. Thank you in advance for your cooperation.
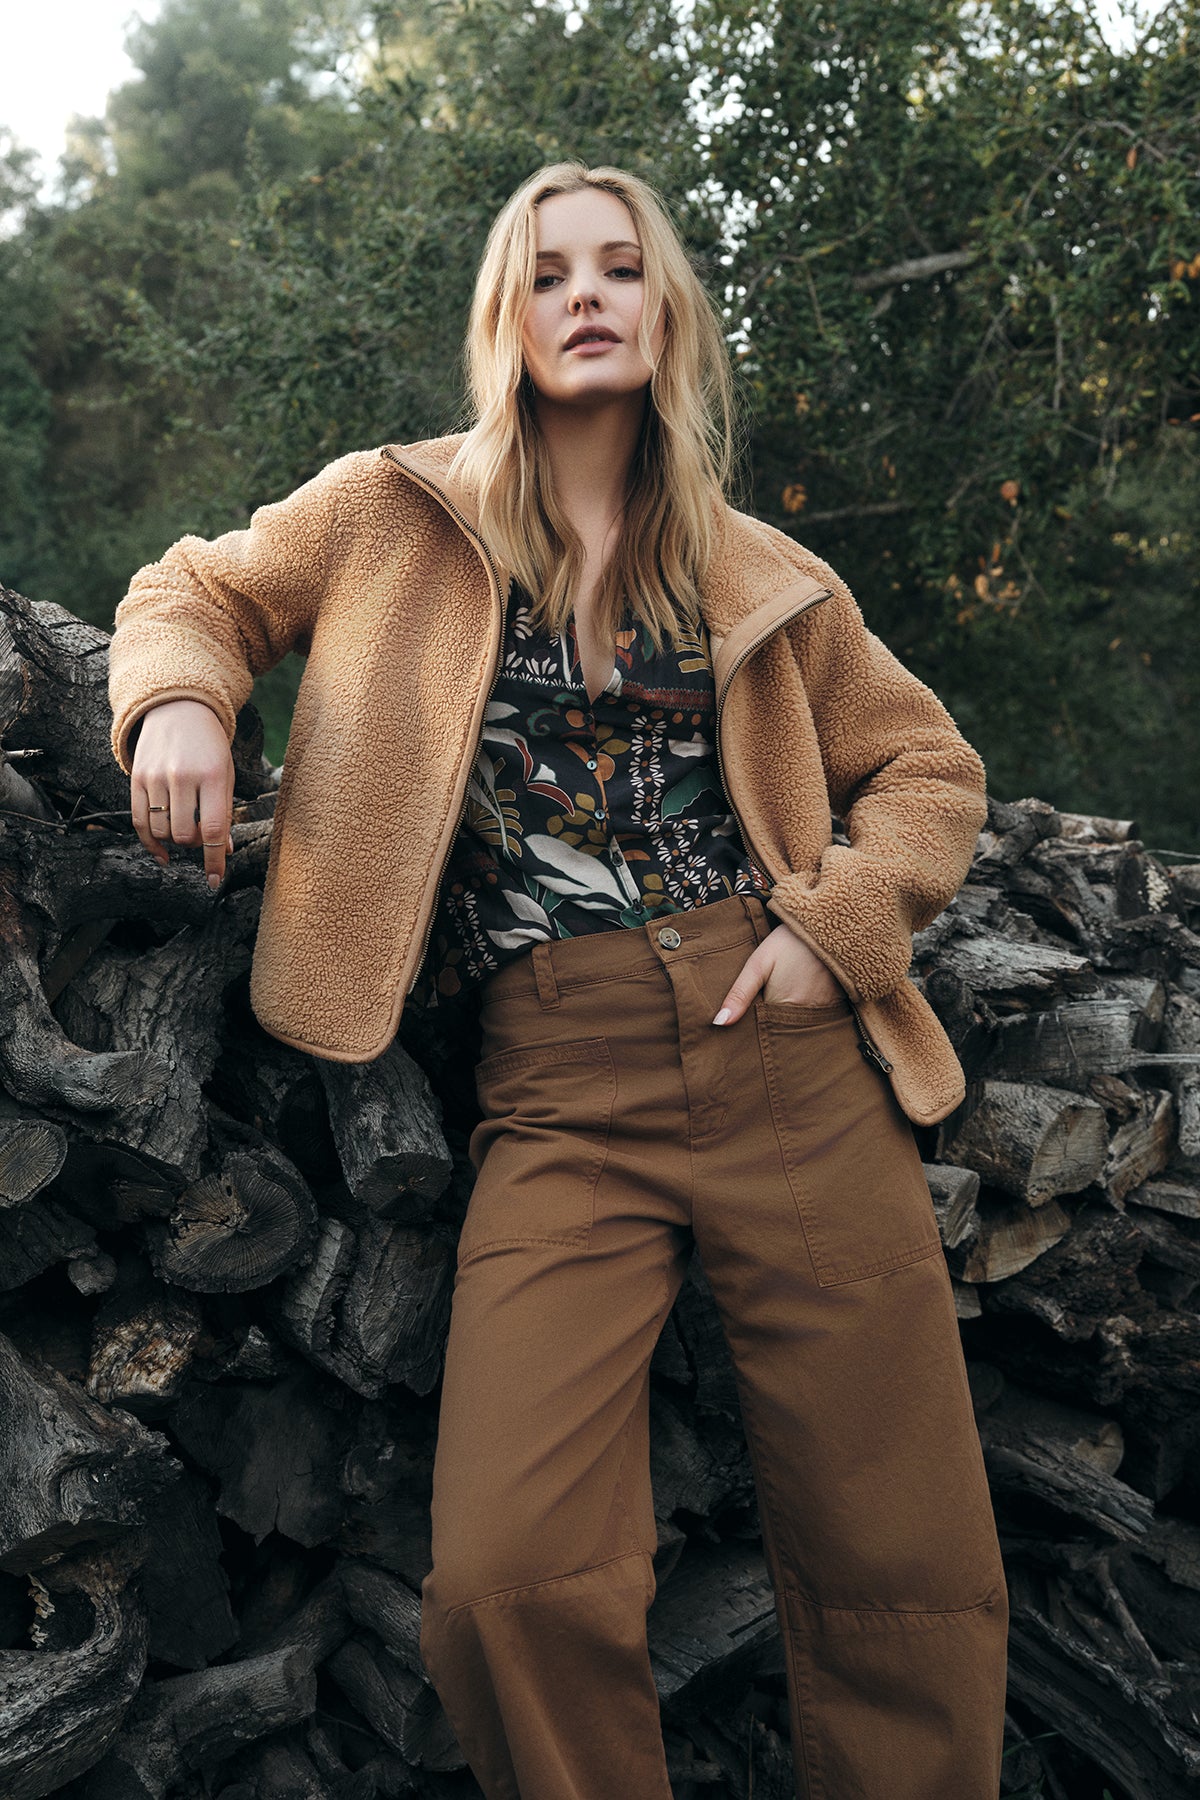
[692,0,1199,839]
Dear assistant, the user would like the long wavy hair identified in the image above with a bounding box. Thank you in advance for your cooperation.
[447,161,738,654]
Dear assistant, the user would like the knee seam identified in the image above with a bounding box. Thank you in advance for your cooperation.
[436,1548,653,1623]
[782,1580,1005,1618]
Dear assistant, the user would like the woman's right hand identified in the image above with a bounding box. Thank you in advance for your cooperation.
[130,698,235,890]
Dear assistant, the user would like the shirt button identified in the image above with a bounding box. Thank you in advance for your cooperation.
[594,809,606,822]
[657,925,682,949]
[586,758,598,770]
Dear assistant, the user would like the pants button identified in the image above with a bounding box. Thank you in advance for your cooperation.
[657,926,682,949]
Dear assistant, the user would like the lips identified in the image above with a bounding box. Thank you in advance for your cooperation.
[563,326,620,349]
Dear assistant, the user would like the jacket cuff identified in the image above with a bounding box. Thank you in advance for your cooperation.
[764,846,921,1002]
[111,686,239,777]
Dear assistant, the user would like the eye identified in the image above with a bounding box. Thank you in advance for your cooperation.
[533,273,560,290]
[610,264,642,279]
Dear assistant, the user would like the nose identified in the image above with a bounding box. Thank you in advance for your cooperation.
[568,281,601,313]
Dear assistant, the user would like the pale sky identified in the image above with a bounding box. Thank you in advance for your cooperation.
[1,0,162,181]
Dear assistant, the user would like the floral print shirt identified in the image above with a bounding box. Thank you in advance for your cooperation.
[408,580,774,1010]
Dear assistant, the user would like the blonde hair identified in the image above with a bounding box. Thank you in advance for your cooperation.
[447,161,737,654]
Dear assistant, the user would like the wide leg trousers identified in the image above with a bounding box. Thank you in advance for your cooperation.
[419,892,1009,1799]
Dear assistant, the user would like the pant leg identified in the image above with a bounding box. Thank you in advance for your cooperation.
[680,919,1009,1799]
[419,958,695,1800]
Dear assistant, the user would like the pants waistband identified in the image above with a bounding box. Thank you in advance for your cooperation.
[478,892,774,1010]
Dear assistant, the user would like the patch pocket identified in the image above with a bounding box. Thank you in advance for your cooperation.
[460,1037,616,1264]
[755,1005,943,1287]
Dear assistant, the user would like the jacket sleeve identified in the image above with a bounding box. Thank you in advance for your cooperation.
[107,451,361,776]
[763,567,988,1003]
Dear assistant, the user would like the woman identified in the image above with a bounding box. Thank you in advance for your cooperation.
[109,161,1009,1800]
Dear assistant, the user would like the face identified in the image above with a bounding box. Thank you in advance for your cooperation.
[520,186,666,409]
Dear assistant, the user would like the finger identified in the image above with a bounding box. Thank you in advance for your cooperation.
[712,946,770,1026]
[133,782,171,864]
[167,769,200,851]
[199,772,232,890]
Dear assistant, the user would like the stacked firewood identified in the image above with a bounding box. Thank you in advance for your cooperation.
[1,580,1199,1800]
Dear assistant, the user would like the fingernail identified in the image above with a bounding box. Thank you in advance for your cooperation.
[208,873,221,890]
[712,1007,731,1026]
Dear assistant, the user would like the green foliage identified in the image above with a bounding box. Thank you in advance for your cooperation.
[0,0,1196,847]
[693,0,1199,844]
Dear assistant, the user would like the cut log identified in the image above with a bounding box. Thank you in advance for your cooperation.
[970,795,1061,870]
[0,1100,68,1208]
[0,583,267,812]
[922,1160,980,1249]
[921,932,1099,1007]
[135,1467,237,1671]
[203,1030,340,1191]
[68,1644,318,1799]
[333,1420,435,1596]
[229,1566,350,1670]
[948,1192,1074,1284]
[983,1207,1148,1341]
[1126,1206,1200,1309]
[51,890,257,1176]
[938,1080,1107,1204]
[167,1369,356,1548]
[87,1255,204,1411]
[1005,1565,1200,1800]
[316,1046,455,1220]
[1171,1073,1200,1162]
[325,1632,464,1771]
[649,1386,753,1529]
[1126,1178,1200,1218]
[143,1109,319,1295]
[1004,847,1114,956]
[68,1249,120,1297]
[979,996,1157,1089]
[0,1331,182,1576]
[0,1191,98,1291]
[648,1540,782,1714]
[668,1255,741,1418]
[973,1377,1151,1539]
[1055,811,1140,844]
[0,1543,149,1799]
[270,1216,454,1398]
[1101,1088,1176,1203]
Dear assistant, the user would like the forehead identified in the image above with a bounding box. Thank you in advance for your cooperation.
[532,187,640,253]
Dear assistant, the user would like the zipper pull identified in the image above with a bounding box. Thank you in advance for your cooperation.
[858,1037,894,1074]
[849,1004,894,1073]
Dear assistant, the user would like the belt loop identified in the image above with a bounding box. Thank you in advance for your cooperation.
[740,890,773,948]
[532,939,560,1009]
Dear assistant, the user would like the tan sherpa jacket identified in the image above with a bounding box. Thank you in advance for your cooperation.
[108,433,987,1126]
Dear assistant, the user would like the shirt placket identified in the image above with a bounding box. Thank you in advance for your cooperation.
[564,626,645,913]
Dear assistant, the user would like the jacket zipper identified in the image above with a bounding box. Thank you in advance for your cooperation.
[381,447,509,997]
[712,589,830,887]
[713,591,894,1075]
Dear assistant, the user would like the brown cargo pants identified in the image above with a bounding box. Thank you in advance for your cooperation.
[419,891,1009,1799]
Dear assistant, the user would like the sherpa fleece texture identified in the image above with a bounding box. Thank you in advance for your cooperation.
[108,432,987,1125]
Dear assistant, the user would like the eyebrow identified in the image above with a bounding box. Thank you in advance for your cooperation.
[534,240,643,261]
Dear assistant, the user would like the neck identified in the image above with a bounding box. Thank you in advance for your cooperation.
[530,391,646,545]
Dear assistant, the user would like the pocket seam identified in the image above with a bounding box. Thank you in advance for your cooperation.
[754,996,853,1028]
[474,1036,610,1082]
[755,1018,942,1287]
[462,1038,616,1264]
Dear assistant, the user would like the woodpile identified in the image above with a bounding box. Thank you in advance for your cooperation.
[1,580,1199,1798]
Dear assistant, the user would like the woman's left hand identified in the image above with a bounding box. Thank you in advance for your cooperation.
[712,923,845,1026]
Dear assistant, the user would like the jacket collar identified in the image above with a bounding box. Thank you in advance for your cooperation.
[381,434,830,697]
